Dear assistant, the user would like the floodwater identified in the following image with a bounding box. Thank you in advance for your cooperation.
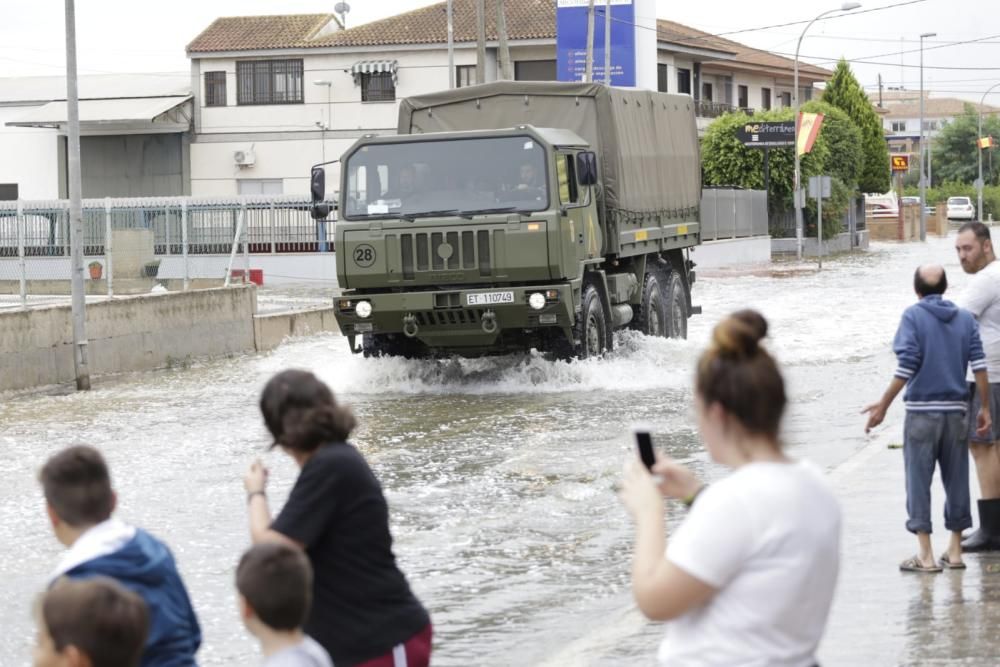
[0,235,994,665]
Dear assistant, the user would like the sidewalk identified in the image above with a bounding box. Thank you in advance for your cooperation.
[820,432,1000,665]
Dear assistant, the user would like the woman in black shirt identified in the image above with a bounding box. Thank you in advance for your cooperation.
[244,369,431,667]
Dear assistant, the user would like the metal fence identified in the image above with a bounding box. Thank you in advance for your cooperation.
[770,197,867,239]
[0,195,335,309]
[700,188,768,241]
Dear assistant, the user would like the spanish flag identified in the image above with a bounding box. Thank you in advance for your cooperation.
[979,136,994,149]
[797,112,825,157]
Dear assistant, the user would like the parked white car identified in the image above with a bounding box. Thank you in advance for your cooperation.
[865,192,899,219]
[947,196,976,221]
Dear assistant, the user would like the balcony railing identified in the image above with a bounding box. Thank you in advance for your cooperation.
[695,100,755,118]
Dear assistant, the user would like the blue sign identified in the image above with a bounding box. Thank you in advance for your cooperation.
[556,0,636,87]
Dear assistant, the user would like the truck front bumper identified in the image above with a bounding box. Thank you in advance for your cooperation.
[335,283,577,345]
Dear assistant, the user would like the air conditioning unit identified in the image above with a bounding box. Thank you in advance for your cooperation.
[234,150,256,167]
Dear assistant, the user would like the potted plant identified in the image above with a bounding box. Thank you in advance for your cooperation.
[88,261,103,280]
[143,259,161,278]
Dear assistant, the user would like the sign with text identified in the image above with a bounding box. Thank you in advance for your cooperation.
[556,0,635,86]
[736,121,795,148]
[891,155,910,172]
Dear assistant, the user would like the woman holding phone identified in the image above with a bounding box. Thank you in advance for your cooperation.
[620,309,841,667]
[243,369,432,667]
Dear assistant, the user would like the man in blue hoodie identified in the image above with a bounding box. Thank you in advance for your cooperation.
[39,445,201,666]
[864,265,992,572]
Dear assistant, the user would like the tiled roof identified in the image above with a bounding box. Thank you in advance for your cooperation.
[186,14,336,53]
[184,1,829,81]
[883,98,1000,118]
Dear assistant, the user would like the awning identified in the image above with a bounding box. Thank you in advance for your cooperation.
[351,60,398,85]
[6,95,192,132]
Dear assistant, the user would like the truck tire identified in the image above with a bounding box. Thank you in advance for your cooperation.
[362,333,422,359]
[574,284,610,358]
[633,268,668,338]
[664,270,688,339]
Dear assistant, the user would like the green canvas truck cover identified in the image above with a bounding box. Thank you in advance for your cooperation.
[397,81,700,217]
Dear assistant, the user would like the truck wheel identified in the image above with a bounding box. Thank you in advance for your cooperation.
[363,333,422,358]
[633,269,668,337]
[574,284,610,358]
[664,271,688,339]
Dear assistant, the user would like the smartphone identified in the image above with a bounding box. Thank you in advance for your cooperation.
[633,428,656,471]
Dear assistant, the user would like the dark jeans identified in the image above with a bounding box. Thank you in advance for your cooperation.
[903,411,972,534]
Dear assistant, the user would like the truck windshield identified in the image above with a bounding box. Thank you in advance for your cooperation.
[343,135,548,220]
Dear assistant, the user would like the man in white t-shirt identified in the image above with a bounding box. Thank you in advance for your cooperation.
[955,221,1000,552]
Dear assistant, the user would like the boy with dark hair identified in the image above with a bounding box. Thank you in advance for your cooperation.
[236,543,333,666]
[39,445,201,666]
[34,576,149,667]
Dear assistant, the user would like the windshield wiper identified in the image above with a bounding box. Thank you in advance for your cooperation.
[409,209,463,219]
[348,212,415,222]
[457,206,531,218]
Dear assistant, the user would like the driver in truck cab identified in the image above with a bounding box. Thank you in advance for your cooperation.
[516,162,540,191]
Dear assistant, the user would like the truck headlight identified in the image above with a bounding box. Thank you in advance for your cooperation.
[528,292,546,310]
[355,301,372,318]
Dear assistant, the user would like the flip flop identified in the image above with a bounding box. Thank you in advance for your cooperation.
[900,556,942,573]
[939,553,967,570]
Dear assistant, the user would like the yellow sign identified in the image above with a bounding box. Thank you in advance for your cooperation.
[891,155,910,172]
[677,225,689,235]
[635,230,648,241]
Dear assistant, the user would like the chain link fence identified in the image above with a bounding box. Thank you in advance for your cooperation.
[0,195,335,310]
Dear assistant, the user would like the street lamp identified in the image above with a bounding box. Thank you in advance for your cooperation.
[794,2,861,261]
[918,32,936,241]
[313,80,332,162]
[979,83,1000,222]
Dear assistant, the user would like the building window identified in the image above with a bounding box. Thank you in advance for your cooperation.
[238,179,283,195]
[236,60,303,105]
[737,85,748,109]
[677,68,691,95]
[702,82,713,102]
[514,60,557,81]
[780,92,792,107]
[0,183,17,200]
[456,65,476,88]
[891,120,907,132]
[361,72,396,102]
[657,64,668,93]
[204,71,227,107]
[761,88,771,110]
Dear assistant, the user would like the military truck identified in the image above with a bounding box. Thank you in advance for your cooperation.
[310,81,702,359]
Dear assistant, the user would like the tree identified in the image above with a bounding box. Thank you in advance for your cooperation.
[822,59,890,193]
[930,103,1000,185]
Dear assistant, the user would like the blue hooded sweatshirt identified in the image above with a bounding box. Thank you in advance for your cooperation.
[65,529,202,667]
[893,294,986,411]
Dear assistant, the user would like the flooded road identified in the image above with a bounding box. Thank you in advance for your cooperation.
[0,235,986,664]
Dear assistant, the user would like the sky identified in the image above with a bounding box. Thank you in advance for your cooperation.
[1,0,998,104]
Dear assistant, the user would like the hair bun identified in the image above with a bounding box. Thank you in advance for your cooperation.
[711,309,768,359]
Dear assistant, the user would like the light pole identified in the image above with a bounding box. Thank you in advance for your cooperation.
[919,32,936,241]
[794,2,861,261]
[979,83,1000,222]
[313,80,332,162]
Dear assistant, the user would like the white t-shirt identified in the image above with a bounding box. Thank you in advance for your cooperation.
[658,461,842,667]
[263,636,333,667]
[956,259,1000,381]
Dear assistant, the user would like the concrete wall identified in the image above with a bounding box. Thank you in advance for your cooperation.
[253,305,340,352]
[772,231,869,256]
[0,106,59,199]
[690,236,772,268]
[0,286,257,392]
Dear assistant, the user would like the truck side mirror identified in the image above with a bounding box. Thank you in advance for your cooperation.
[310,167,326,204]
[577,152,598,186]
[311,203,332,220]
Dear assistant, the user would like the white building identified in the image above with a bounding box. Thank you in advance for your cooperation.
[185,0,831,196]
[0,74,192,200]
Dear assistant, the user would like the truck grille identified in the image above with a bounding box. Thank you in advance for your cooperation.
[413,308,488,327]
[399,230,493,279]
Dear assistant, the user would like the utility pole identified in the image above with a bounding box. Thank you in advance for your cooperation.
[475,0,486,84]
[447,0,454,88]
[878,73,883,108]
[496,0,512,80]
[603,0,611,85]
[585,0,595,82]
[919,31,935,242]
[64,0,90,391]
